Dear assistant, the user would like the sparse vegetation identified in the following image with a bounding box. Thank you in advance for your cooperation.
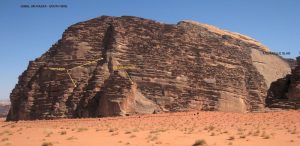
[253,129,260,136]
[208,125,215,131]
[60,131,67,135]
[41,142,53,146]
[109,128,118,132]
[261,131,270,139]
[17,128,23,132]
[45,132,53,137]
[263,135,270,139]
[66,136,77,140]
[111,132,119,136]
[149,129,167,134]
[150,135,158,141]
[192,139,207,146]
[239,135,246,139]
[290,128,297,134]
[0,130,12,136]
[237,128,243,132]
[77,128,88,132]
[228,136,235,140]
[1,138,9,141]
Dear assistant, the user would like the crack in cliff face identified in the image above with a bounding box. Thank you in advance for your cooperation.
[64,24,117,118]
[102,24,115,73]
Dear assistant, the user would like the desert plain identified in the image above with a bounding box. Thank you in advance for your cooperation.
[0,111,299,146]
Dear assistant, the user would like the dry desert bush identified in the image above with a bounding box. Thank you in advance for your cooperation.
[41,142,53,146]
[77,128,88,132]
[1,137,8,142]
[192,139,207,146]
[60,131,67,135]
[228,136,235,140]
[66,136,77,140]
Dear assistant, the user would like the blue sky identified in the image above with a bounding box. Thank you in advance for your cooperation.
[0,0,299,99]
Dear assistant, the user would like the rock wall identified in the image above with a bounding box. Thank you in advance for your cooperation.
[288,57,300,101]
[266,57,300,109]
[7,16,291,121]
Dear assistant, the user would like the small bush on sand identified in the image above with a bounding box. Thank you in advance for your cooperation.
[192,139,207,146]
[208,125,215,131]
[45,132,53,137]
[240,135,246,139]
[228,136,235,140]
[77,128,88,132]
[263,135,270,139]
[66,136,77,140]
[1,138,8,141]
[60,131,67,135]
[41,142,53,146]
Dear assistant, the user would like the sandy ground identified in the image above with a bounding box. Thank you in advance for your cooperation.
[0,111,299,146]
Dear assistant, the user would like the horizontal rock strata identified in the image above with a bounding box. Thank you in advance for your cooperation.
[7,16,291,121]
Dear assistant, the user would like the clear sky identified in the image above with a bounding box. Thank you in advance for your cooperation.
[0,0,299,100]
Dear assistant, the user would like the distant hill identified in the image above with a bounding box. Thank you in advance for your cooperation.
[0,99,10,117]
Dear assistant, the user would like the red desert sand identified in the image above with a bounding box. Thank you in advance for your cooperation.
[0,111,299,146]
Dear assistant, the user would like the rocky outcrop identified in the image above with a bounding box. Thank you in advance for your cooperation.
[266,57,300,109]
[288,57,300,101]
[7,16,291,121]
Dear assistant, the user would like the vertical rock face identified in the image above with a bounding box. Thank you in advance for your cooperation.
[7,16,291,121]
[288,57,300,100]
[266,57,300,109]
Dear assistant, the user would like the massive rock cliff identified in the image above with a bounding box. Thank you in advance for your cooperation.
[7,16,291,121]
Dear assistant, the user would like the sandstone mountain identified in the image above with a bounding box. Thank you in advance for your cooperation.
[7,16,292,121]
